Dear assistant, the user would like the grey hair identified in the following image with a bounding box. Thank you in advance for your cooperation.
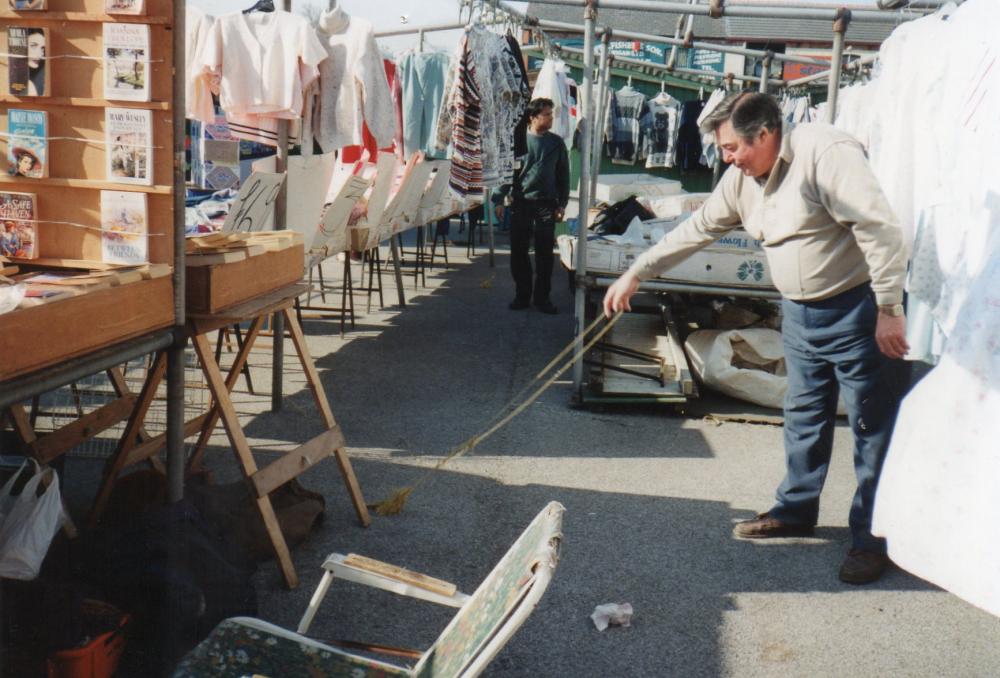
[698,91,782,142]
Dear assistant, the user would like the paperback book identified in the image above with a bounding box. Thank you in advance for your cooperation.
[6,26,49,97]
[101,190,148,264]
[103,23,150,102]
[9,0,46,11]
[0,191,37,259]
[105,107,153,186]
[6,109,47,179]
[105,0,145,15]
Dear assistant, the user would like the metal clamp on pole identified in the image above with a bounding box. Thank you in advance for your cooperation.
[724,72,735,92]
[682,26,694,48]
[759,50,774,93]
[708,0,724,19]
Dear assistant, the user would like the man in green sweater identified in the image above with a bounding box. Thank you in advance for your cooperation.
[496,97,570,314]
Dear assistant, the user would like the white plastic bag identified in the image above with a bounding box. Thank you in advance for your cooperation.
[685,329,846,413]
[0,460,64,580]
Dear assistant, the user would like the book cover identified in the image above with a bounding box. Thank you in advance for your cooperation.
[0,191,38,259]
[103,23,150,102]
[7,109,47,179]
[7,27,49,97]
[101,190,148,264]
[105,0,145,15]
[105,107,153,186]
[9,0,46,11]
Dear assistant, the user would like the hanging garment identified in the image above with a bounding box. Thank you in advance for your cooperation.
[340,59,402,163]
[435,26,528,197]
[193,11,326,132]
[696,87,726,168]
[185,6,214,120]
[531,58,572,143]
[504,34,531,159]
[676,99,705,170]
[400,51,450,158]
[604,87,648,165]
[642,92,681,169]
[312,7,395,153]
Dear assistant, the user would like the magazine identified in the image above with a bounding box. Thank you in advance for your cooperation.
[101,190,148,264]
[6,109,47,179]
[7,26,48,97]
[0,191,38,259]
[105,107,152,186]
[103,23,150,102]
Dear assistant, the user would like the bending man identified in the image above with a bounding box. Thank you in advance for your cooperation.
[604,92,908,584]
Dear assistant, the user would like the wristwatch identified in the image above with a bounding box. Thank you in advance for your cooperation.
[878,303,905,317]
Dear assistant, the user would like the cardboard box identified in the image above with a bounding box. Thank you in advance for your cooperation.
[185,244,304,314]
[0,276,173,381]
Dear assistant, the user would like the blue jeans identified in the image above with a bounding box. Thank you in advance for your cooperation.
[769,283,904,553]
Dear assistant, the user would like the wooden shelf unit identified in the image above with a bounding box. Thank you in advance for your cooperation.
[0,0,176,381]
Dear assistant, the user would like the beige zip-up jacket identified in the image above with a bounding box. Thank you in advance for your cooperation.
[629,122,906,306]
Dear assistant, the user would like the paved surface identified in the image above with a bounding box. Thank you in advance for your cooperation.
[71,235,1000,676]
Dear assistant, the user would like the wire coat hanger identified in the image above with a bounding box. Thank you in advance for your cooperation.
[243,0,274,14]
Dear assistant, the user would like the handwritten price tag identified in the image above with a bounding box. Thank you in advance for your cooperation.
[222,172,285,233]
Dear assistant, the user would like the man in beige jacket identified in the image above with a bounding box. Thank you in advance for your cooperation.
[605,92,908,584]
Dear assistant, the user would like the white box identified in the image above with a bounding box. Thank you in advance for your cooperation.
[593,174,683,204]
[558,220,775,290]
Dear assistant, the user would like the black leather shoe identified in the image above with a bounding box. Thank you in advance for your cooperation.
[733,512,815,539]
[839,549,890,584]
[509,299,530,310]
[534,301,558,315]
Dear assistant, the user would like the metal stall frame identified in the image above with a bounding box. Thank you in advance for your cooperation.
[507,0,943,399]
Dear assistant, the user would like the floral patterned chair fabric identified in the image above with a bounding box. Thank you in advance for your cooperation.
[172,502,564,678]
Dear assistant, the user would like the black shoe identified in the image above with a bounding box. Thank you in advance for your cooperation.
[838,549,890,585]
[509,299,530,310]
[534,301,558,315]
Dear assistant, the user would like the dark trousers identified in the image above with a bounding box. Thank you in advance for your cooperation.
[510,201,556,305]
[769,283,905,553]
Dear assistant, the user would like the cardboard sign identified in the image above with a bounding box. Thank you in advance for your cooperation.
[221,171,284,233]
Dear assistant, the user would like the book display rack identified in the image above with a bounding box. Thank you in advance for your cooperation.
[0,0,176,382]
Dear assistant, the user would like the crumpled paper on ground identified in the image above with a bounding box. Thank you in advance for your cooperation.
[591,602,633,631]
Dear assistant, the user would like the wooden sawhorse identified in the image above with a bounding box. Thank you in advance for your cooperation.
[89,284,370,588]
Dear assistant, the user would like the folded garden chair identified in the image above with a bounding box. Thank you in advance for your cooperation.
[173,501,564,677]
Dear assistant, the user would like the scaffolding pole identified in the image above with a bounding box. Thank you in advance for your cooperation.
[788,50,877,87]
[826,8,851,123]
[590,32,612,203]
[515,0,935,24]
[572,2,597,398]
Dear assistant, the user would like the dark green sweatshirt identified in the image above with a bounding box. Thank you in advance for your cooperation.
[501,131,570,208]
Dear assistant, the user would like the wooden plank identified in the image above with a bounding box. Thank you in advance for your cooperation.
[192,334,299,589]
[335,447,371,528]
[33,395,136,465]
[88,351,167,526]
[0,12,170,23]
[187,283,306,334]
[0,276,173,381]
[283,308,335,428]
[343,554,458,597]
[186,316,265,471]
[250,427,343,498]
[0,95,170,109]
[123,412,210,468]
[0,175,173,194]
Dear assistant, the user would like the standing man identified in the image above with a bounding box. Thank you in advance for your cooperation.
[497,97,570,315]
[604,92,909,584]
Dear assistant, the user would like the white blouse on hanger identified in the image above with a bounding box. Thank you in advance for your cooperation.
[312,7,395,153]
[186,6,215,120]
[194,10,327,123]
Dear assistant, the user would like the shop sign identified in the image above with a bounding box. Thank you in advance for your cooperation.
[782,56,831,81]
[554,37,669,65]
[687,49,724,74]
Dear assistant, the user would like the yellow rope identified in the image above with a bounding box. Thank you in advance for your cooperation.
[372,311,623,516]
